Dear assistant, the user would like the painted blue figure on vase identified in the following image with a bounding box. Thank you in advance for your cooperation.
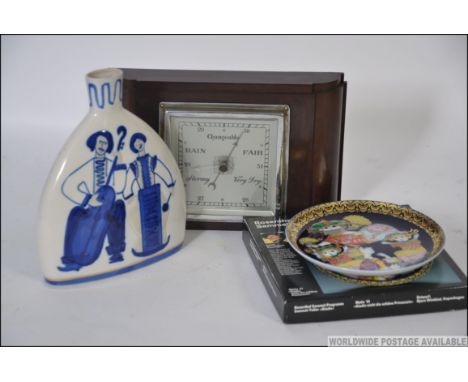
[59,130,127,271]
[125,132,176,257]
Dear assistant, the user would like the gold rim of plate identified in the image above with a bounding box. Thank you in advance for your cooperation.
[315,262,433,286]
[286,200,445,276]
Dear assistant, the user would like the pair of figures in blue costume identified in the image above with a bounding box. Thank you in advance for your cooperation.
[59,130,175,272]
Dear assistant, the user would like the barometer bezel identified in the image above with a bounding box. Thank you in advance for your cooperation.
[159,102,290,227]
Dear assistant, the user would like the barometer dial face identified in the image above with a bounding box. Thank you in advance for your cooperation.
[162,105,288,222]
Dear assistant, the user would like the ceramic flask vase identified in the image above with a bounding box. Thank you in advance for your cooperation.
[38,68,186,285]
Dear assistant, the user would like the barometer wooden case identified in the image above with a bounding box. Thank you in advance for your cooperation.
[122,69,347,230]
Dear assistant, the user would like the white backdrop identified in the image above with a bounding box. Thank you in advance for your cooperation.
[2,35,466,345]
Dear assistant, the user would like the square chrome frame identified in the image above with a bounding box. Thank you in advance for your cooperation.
[159,102,290,223]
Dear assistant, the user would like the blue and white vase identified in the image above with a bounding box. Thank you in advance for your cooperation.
[38,68,186,285]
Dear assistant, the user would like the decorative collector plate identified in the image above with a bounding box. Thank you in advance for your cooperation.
[285,201,445,278]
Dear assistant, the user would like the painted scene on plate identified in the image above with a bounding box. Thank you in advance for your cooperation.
[298,213,432,272]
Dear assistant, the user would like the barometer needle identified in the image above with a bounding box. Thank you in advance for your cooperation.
[207,129,247,190]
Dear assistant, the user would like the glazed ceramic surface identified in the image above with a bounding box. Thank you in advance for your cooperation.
[38,68,186,285]
[316,262,433,287]
[286,201,445,277]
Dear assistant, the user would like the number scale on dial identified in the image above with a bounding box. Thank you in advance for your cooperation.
[177,120,274,211]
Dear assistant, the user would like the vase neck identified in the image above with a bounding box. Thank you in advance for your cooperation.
[86,68,123,111]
